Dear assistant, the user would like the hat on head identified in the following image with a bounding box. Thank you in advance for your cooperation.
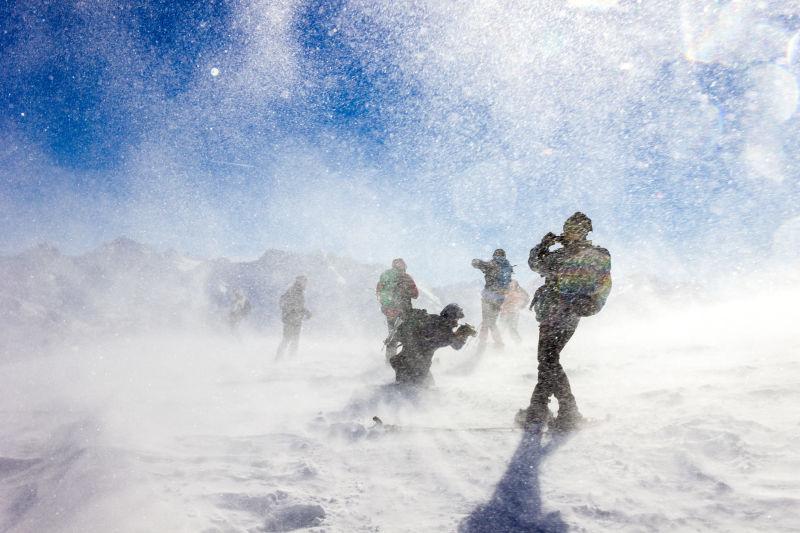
[563,212,592,235]
[440,303,465,321]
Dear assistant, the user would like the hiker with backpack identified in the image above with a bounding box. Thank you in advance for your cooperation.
[275,275,312,360]
[389,304,476,386]
[376,258,419,361]
[517,212,611,432]
[228,288,252,332]
[471,249,514,355]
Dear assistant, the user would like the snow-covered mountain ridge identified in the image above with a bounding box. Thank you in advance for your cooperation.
[0,238,393,359]
[2,236,790,361]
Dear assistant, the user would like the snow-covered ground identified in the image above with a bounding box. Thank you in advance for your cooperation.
[1,285,799,532]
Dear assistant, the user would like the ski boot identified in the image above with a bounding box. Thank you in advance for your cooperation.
[514,406,553,432]
[549,408,584,433]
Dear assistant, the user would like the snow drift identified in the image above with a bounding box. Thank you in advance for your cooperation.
[1,239,798,532]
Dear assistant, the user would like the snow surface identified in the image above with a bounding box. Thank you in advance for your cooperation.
[3,0,800,530]
[1,267,798,532]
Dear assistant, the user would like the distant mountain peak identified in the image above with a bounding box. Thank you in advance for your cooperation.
[108,236,145,248]
[96,237,155,257]
[257,249,293,262]
[21,243,61,259]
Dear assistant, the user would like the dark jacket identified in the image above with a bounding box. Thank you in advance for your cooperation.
[280,283,309,323]
[472,257,513,302]
[391,310,469,384]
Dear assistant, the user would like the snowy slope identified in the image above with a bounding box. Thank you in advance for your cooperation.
[1,275,798,532]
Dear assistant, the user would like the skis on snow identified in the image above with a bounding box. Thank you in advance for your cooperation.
[370,415,522,433]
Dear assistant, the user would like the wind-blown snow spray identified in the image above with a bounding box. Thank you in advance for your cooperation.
[1,0,799,531]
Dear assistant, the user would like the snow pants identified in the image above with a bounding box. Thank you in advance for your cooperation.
[276,320,302,359]
[527,321,578,419]
[477,297,504,352]
[390,349,434,386]
[499,311,522,343]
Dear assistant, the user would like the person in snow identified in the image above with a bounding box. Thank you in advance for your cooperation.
[376,258,419,361]
[275,275,312,359]
[499,280,530,343]
[518,212,611,431]
[389,304,476,386]
[471,249,514,355]
[228,288,251,332]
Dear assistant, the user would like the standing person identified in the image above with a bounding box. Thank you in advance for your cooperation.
[471,249,514,355]
[518,212,611,431]
[389,304,476,386]
[499,280,530,343]
[275,275,312,360]
[228,288,251,332]
[376,258,419,361]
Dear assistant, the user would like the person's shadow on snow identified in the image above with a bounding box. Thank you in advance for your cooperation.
[459,431,571,533]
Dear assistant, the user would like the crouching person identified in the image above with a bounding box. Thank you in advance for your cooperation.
[389,304,476,386]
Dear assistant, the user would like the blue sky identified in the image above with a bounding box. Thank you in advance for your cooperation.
[1,0,799,282]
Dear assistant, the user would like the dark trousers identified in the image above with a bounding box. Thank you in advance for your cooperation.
[391,349,434,386]
[527,322,578,417]
[477,298,504,352]
[276,320,302,359]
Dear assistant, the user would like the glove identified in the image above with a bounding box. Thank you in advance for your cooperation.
[541,232,559,248]
[456,323,477,337]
